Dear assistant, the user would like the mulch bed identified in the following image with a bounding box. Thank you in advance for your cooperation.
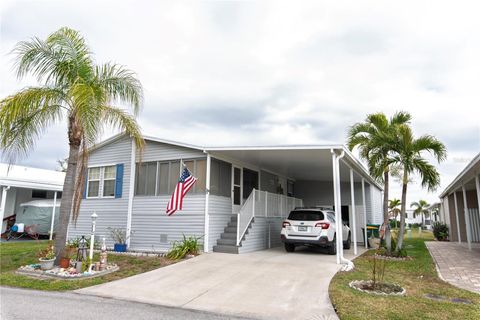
[349,280,406,296]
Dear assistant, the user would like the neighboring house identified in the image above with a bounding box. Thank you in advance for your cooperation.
[0,163,64,234]
[438,153,480,249]
[67,134,383,263]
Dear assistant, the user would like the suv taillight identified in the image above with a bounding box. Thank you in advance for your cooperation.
[315,222,330,229]
[282,221,291,228]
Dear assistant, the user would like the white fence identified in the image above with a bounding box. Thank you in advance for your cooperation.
[237,189,303,245]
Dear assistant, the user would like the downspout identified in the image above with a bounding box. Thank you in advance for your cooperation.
[333,149,354,271]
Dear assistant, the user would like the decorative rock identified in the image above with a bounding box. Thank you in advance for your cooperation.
[16,263,119,280]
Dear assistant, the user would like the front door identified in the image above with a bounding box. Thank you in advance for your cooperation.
[232,166,242,213]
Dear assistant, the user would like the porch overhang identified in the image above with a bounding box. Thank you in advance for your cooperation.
[204,145,382,189]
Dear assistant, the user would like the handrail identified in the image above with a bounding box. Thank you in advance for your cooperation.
[236,189,304,246]
[236,190,256,245]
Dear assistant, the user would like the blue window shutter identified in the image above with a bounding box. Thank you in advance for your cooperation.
[115,164,124,198]
[83,172,88,199]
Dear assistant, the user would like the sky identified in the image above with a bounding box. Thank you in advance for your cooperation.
[1,0,479,206]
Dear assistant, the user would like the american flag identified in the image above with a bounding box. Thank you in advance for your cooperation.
[166,166,197,216]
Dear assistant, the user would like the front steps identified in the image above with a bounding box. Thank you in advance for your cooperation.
[213,215,252,254]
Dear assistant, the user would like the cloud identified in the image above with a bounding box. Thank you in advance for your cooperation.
[1,0,479,206]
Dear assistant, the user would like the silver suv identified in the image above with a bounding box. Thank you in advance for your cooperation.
[280,208,351,254]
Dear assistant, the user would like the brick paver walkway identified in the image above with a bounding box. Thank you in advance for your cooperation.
[426,241,480,294]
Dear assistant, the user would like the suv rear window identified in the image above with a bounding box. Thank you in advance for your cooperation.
[287,210,324,221]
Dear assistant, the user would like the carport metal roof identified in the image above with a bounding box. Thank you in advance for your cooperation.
[0,163,64,191]
[205,145,383,189]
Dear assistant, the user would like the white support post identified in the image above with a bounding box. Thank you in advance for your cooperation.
[453,191,461,243]
[49,191,57,240]
[350,169,357,255]
[476,175,480,235]
[204,153,211,253]
[126,139,136,247]
[265,191,268,217]
[462,184,472,250]
[362,179,368,249]
[331,151,341,264]
[0,186,8,228]
[252,188,256,216]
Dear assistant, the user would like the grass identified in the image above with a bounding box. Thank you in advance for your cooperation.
[329,231,480,320]
[0,240,175,291]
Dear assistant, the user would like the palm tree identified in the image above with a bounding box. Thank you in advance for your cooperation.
[347,111,411,252]
[0,27,144,263]
[392,125,446,251]
[388,198,401,228]
[410,200,430,227]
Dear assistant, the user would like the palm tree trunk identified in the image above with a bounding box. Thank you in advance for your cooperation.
[383,170,392,252]
[54,120,81,264]
[396,172,408,252]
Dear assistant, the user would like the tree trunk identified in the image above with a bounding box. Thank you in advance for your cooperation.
[383,170,392,252]
[396,172,408,252]
[54,118,82,265]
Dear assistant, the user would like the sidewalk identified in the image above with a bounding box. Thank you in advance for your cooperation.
[426,241,480,294]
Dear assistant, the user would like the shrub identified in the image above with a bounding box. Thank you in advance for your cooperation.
[389,220,397,229]
[108,227,127,244]
[432,222,449,241]
[166,234,202,260]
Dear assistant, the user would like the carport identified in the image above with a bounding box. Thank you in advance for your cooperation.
[204,145,383,266]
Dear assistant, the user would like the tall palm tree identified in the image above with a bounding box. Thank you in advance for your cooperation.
[347,111,411,252]
[0,27,144,262]
[391,125,446,251]
[388,198,401,228]
[410,200,430,227]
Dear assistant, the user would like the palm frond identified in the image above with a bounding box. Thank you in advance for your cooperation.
[95,63,143,115]
[99,105,145,150]
[0,87,65,162]
[412,135,447,162]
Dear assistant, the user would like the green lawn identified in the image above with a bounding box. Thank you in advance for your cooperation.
[329,232,480,320]
[0,240,175,291]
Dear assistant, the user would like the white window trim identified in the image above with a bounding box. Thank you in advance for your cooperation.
[86,164,117,199]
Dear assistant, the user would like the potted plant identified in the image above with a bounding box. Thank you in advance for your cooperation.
[37,242,56,270]
[59,243,77,268]
[109,227,127,252]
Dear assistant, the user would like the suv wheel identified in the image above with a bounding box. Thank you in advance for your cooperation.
[284,243,295,252]
[328,235,337,255]
[343,232,351,250]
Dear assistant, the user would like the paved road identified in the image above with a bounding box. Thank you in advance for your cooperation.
[0,286,252,320]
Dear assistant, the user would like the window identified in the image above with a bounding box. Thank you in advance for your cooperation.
[288,210,325,221]
[32,189,47,199]
[210,159,231,197]
[87,167,101,197]
[87,166,117,198]
[135,158,207,196]
[287,180,295,197]
[103,166,117,197]
[135,162,157,195]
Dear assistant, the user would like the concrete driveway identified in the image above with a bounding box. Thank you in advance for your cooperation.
[77,247,364,320]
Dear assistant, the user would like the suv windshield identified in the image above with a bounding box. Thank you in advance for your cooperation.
[288,210,324,221]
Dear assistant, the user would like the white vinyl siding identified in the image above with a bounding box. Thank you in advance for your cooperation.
[208,195,233,251]
[68,136,131,247]
[129,195,205,252]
